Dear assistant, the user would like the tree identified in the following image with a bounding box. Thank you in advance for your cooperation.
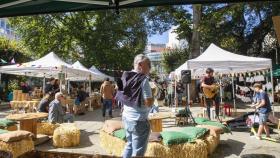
[0,36,30,65]
[162,48,189,74]
[191,4,202,59]
[9,9,148,72]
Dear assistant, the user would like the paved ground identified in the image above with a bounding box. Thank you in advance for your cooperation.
[1,102,280,158]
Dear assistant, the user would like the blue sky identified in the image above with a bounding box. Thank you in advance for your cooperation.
[148,31,169,44]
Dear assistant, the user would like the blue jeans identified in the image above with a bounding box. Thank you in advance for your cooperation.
[122,117,150,158]
[63,113,74,123]
[102,99,112,117]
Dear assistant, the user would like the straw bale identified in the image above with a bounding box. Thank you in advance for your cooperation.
[204,134,220,155]
[100,130,207,158]
[0,137,34,158]
[145,139,207,158]
[53,123,80,148]
[100,130,126,156]
[37,122,60,135]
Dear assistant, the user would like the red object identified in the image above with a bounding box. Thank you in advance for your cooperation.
[223,104,232,116]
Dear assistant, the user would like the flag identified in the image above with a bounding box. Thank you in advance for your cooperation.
[10,58,15,64]
[0,59,7,64]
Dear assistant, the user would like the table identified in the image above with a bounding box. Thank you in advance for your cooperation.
[6,112,48,138]
[10,100,40,112]
[148,112,174,132]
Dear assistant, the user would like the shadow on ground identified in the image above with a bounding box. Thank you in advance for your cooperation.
[210,139,245,158]
[241,154,275,158]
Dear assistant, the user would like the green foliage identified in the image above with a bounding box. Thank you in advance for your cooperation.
[7,80,20,92]
[9,9,149,71]
[162,48,189,74]
[0,36,30,64]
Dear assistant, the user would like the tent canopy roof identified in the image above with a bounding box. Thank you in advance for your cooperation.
[175,43,272,77]
[0,0,275,18]
[89,65,114,81]
[0,52,90,78]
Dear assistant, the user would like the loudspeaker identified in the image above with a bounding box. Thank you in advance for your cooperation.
[181,70,191,84]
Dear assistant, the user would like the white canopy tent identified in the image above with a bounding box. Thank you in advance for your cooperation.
[175,43,274,115]
[89,65,114,81]
[0,52,91,94]
[175,43,272,77]
[68,61,104,81]
[0,52,91,78]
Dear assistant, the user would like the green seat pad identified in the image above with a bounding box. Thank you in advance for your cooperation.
[194,118,209,124]
[160,131,191,146]
[0,129,8,134]
[196,120,231,133]
[113,128,126,140]
[180,127,209,142]
[0,119,17,128]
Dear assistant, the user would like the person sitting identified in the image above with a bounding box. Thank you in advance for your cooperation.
[38,93,51,113]
[48,92,74,123]
[74,86,89,115]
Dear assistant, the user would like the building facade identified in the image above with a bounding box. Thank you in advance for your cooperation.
[145,43,166,74]
[0,18,18,40]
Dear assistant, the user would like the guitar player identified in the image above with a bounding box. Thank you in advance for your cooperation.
[200,68,220,120]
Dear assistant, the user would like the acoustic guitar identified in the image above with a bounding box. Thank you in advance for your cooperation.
[202,84,220,99]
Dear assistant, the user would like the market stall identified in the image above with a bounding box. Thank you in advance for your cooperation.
[175,43,273,114]
[0,52,91,112]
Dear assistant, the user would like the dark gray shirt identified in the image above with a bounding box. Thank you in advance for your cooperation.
[48,99,65,123]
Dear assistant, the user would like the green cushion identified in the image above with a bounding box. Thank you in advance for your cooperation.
[196,120,231,133]
[0,119,17,128]
[194,118,209,124]
[160,131,191,146]
[113,128,126,140]
[0,129,8,134]
[180,127,209,142]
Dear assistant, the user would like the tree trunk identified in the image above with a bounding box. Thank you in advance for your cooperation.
[191,4,202,59]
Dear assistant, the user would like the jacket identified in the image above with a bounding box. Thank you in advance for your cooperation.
[115,71,146,107]
[48,99,65,123]
[100,81,114,99]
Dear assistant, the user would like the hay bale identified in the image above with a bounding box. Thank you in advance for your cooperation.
[100,130,208,158]
[145,140,208,158]
[0,137,34,158]
[53,123,80,148]
[100,130,126,156]
[37,122,59,136]
[204,134,220,155]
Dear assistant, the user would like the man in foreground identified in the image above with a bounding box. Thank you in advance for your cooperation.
[251,83,272,140]
[116,54,153,158]
[48,92,74,123]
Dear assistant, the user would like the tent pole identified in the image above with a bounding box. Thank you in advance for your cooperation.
[43,74,46,94]
[219,78,223,104]
[270,67,275,116]
[67,80,70,95]
[231,74,236,115]
[89,75,93,111]
[175,79,177,108]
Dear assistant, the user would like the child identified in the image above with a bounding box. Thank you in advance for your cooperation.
[251,83,272,139]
